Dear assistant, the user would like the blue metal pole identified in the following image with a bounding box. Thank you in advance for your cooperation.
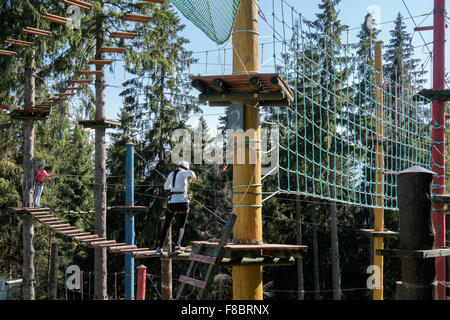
[125,142,135,300]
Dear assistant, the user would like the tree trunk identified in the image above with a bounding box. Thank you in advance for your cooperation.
[329,173,342,300]
[311,206,320,300]
[161,217,172,300]
[94,1,107,300]
[49,243,58,300]
[296,195,304,300]
[22,48,36,300]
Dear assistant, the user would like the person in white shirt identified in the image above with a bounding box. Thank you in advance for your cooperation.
[156,160,197,254]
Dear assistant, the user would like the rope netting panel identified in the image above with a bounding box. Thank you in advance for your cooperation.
[170,0,242,44]
[266,1,432,210]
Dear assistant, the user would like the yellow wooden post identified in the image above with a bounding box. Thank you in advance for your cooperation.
[373,41,384,301]
[232,0,263,300]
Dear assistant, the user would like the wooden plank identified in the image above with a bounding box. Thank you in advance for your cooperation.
[0,50,16,56]
[74,235,99,242]
[190,241,308,251]
[122,14,151,23]
[89,59,114,65]
[65,232,90,237]
[59,229,84,236]
[5,279,23,285]
[377,248,450,259]
[108,245,137,253]
[432,195,450,204]
[90,240,117,248]
[178,275,208,289]
[38,218,60,223]
[32,214,53,219]
[63,0,92,10]
[54,227,78,232]
[80,237,106,243]
[79,70,103,75]
[49,223,71,229]
[188,254,217,265]
[99,47,125,54]
[70,79,93,84]
[5,38,33,47]
[109,31,138,39]
[360,229,399,238]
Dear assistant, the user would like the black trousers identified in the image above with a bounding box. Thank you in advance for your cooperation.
[158,202,189,248]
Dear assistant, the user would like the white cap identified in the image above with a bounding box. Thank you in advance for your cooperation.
[179,161,190,170]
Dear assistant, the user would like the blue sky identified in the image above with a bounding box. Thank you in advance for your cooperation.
[102,0,449,132]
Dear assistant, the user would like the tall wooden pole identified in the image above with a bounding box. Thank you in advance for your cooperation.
[396,167,435,300]
[49,242,58,300]
[431,0,446,300]
[232,0,262,300]
[373,41,385,300]
[94,0,108,300]
[161,217,172,300]
[22,48,36,300]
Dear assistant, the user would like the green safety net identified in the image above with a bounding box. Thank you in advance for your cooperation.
[170,0,242,44]
[265,1,432,210]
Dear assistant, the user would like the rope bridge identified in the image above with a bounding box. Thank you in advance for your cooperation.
[173,0,433,211]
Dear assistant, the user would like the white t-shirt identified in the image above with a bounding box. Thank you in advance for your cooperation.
[164,169,196,203]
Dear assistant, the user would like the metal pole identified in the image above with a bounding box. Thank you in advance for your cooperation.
[432,0,446,301]
[125,142,135,300]
[373,41,385,300]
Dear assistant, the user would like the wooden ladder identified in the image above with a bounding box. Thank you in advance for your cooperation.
[176,213,237,300]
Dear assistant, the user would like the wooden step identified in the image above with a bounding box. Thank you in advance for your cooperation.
[66,232,90,237]
[54,227,78,232]
[74,235,99,242]
[90,240,116,248]
[33,214,53,219]
[38,218,60,223]
[60,229,84,236]
[108,245,137,253]
[80,237,106,243]
[178,276,208,289]
[188,254,217,265]
[49,223,71,229]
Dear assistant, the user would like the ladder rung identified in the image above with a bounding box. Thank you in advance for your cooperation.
[188,254,217,265]
[49,223,71,229]
[179,275,208,289]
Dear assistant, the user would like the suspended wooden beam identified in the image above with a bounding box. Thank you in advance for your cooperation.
[41,13,69,25]
[99,47,125,54]
[0,105,9,110]
[55,93,75,97]
[0,49,16,56]
[70,79,93,84]
[62,86,84,91]
[22,27,51,37]
[110,31,138,39]
[5,38,33,47]
[78,119,121,129]
[63,0,92,10]
[89,59,114,65]
[79,70,103,76]
[142,0,166,3]
[122,14,151,23]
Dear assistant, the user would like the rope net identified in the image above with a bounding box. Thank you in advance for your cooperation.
[170,0,242,44]
[266,1,432,210]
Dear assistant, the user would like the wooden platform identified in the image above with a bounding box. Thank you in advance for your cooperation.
[361,229,399,238]
[89,59,114,65]
[377,248,450,259]
[9,108,50,121]
[78,119,121,129]
[79,70,103,76]
[132,247,193,259]
[70,79,93,85]
[415,89,450,102]
[432,195,450,204]
[41,13,69,25]
[191,73,294,107]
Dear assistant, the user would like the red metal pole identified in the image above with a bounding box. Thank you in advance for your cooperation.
[432,0,447,301]
[136,264,147,300]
